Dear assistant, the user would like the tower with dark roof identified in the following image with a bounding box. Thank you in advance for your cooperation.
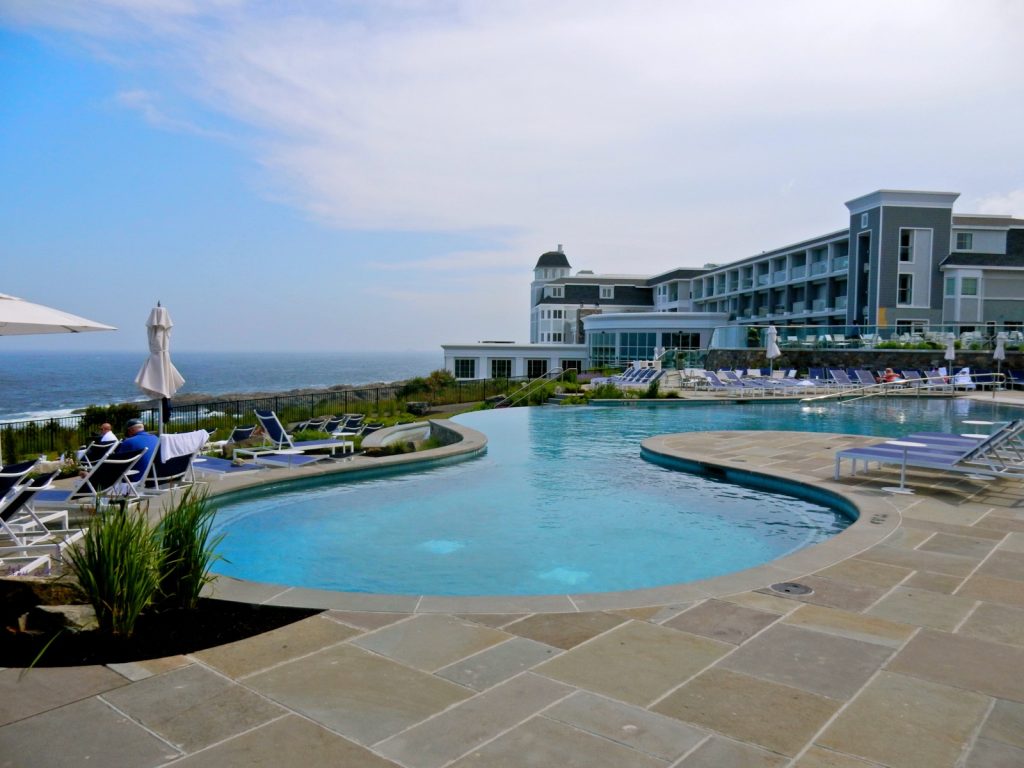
[530,245,571,342]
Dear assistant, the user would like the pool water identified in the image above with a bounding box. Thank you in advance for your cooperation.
[211,398,1018,596]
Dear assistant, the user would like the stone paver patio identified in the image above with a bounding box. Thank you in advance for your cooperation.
[2,402,1024,767]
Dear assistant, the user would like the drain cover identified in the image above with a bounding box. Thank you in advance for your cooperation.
[769,581,813,595]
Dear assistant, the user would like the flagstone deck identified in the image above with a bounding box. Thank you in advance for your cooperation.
[3,418,1024,767]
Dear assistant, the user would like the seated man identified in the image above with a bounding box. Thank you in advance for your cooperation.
[92,422,118,445]
[76,421,118,461]
[115,418,159,484]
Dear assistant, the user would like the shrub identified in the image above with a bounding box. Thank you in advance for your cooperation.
[588,383,625,399]
[156,486,224,611]
[643,380,661,399]
[64,506,161,637]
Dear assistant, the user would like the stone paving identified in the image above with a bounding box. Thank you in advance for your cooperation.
[3,409,1024,767]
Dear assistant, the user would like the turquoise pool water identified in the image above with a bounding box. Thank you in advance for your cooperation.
[211,398,1018,596]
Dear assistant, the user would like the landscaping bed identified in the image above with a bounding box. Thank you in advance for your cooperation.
[1,578,320,668]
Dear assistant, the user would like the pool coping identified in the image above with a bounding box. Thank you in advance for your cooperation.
[204,419,899,614]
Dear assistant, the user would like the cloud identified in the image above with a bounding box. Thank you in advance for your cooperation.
[6,0,1024,278]
[973,189,1024,218]
[113,88,225,137]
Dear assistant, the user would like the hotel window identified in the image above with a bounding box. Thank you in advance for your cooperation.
[897,274,913,305]
[553,309,563,319]
[526,359,548,378]
[547,286,564,298]
[961,277,978,296]
[600,286,614,299]
[551,332,562,342]
[490,359,512,379]
[860,213,869,228]
[898,230,913,262]
[453,358,476,379]
[560,359,582,372]
[956,232,973,250]
[945,277,956,296]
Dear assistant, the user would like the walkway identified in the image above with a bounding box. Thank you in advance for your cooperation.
[2,417,1023,766]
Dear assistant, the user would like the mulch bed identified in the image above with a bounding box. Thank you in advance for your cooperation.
[1,578,321,668]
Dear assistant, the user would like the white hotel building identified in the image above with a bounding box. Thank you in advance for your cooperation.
[443,189,1024,380]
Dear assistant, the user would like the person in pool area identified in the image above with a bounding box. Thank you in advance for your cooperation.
[94,422,117,444]
[878,367,902,383]
[115,418,159,483]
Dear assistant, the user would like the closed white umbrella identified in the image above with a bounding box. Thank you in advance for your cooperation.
[765,325,781,373]
[994,332,1007,386]
[0,293,115,466]
[944,333,956,363]
[134,303,185,434]
[0,293,116,335]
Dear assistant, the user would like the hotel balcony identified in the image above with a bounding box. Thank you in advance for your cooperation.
[791,265,807,279]
[810,262,828,276]
[834,296,848,310]
[833,256,849,271]
[812,299,828,312]
[791,301,806,313]
[772,270,787,283]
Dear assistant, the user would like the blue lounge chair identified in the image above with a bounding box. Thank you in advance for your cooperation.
[33,448,147,507]
[78,440,118,470]
[192,455,266,476]
[243,409,354,461]
[851,369,878,386]
[834,420,1024,481]
[208,425,257,453]
[143,440,205,493]
[828,369,857,388]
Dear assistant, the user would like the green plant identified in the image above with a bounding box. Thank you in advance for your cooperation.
[643,380,661,399]
[588,383,625,399]
[558,395,589,405]
[156,486,224,611]
[64,506,161,637]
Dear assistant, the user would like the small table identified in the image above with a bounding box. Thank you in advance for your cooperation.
[880,440,927,495]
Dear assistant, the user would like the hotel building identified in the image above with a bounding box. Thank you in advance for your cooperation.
[443,189,1024,379]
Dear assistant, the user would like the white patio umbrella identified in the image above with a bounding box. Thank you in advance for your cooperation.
[134,303,185,434]
[944,333,956,365]
[765,325,781,373]
[0,293,115,466]
[993,332,1007,386]
[0,293,116,335]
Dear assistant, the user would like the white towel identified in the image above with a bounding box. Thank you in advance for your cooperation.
[159,429,210,460]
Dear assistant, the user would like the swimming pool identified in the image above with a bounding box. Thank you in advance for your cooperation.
[210,398,1018,596]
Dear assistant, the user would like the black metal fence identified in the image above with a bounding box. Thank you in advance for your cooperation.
[1,378,517,463]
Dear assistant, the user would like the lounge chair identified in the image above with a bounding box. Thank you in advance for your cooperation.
[828,369,857,388]
[953,367,976,390]
[207,425,257,453]
[77,440,117,470]
[0,474,84,575]
[834,419,1024,482]
[0,459,39,501]
[142,430,209,493]
[33,448,147,507]
[241,409,354,461]
[192,455,266,477]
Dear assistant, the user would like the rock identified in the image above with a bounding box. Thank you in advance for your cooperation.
[31,604,99,633]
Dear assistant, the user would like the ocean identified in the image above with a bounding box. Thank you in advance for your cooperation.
[0,350,442,421]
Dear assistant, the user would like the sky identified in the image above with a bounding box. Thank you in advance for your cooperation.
[2,0,1022,353]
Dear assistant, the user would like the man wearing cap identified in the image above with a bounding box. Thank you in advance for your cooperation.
[115,418,160,483]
